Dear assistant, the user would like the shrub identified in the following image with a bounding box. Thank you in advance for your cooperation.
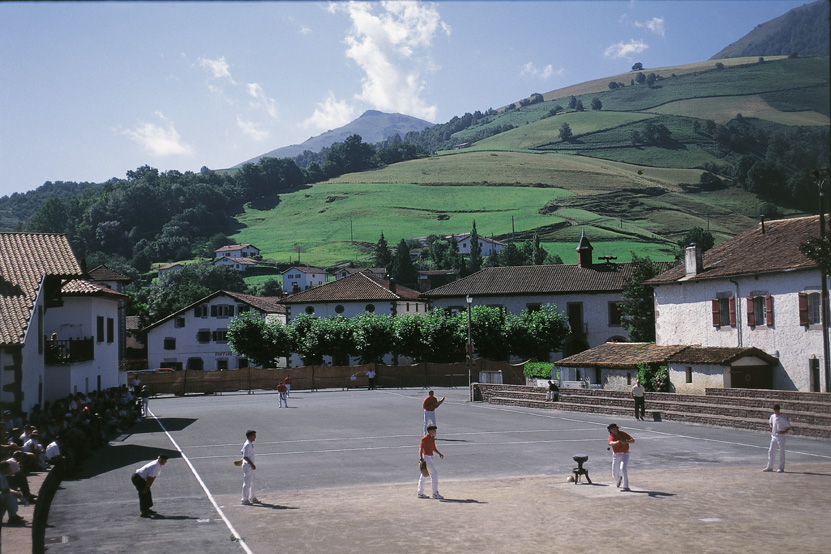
[636,362,670,392]
[524,361,555,379]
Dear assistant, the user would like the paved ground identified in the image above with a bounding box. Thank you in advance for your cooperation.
[10,388,831,553]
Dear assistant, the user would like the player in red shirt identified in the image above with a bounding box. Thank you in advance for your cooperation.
[417,424,444,499]
[608,423,635,491]
[422,390,445,435]
[277,382,288,408]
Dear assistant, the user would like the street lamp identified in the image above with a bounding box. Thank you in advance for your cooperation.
[815,168,831,392]
[466,294,473,400]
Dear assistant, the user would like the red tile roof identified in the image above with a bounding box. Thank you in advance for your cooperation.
[553,342,689,368]
[422,262,675,298]
[88,264,131,283]
[649,215,819,284]
[281,272,421,303]
[61,279,127,300]
[0,233,82,345]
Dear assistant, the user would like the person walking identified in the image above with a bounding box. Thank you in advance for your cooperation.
[283,375,292,397]
[277,382,288,408]
[763,404,793,473]
[422,390,445,435]
[632,379,646,420]
[131,454,168,517]
[241,430,260,505]
[417,424,444,500]
[366,368,377,390]
[607,423,634,492]
[140,385,151,417]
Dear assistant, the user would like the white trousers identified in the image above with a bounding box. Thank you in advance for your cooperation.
[242,465,256,501]
[767,435,786,470]
[423,411,436,435]
[417,455,438,496]
[612,451,630,488]
[285,384,291,397]
[279,392,288,407]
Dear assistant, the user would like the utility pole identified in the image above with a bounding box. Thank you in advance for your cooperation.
[817,169,831,392]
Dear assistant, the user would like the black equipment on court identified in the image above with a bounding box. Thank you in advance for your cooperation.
[572,454,591,484]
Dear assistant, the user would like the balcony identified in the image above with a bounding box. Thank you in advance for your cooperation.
[45,337,94,365]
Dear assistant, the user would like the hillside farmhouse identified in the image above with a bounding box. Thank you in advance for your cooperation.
[215,243,260,259]
[556,215,828,393]
[334,267,386,280]
[282,266,326,292]
[452,233,506,257]
[145,291,286,371]
[0,233,124,416]
[213,256,258,272]
[421,232,672,361]
[281,272,427,366]
[157,263,183,278]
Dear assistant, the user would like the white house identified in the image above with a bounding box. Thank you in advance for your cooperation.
[452,233,506,257]
[1,233,124,416]
[145,291,287,371]
[648,215,828,392]
[213,256,257,272]
[282,266,326,292]
[157,263,183,278]
[334,267,386,280]
[281,272,427,366]
[88,264,131,361]
[421,231,673,361]
[215,244,260,259]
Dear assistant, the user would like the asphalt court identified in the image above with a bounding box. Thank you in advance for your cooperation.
[42,388,831,553]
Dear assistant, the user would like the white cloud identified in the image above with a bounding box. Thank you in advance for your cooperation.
[301,91,356,131]
[300,25,312,35]
[604,39,649,59]
[121,112,193,156]
[329,1,449,121]
[236,117,270,142]
[247,83,278,119]
[635,17,665,38]
[521,62,564,80]
[198,56,236,83]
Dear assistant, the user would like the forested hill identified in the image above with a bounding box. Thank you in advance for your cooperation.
[711,0,830,59]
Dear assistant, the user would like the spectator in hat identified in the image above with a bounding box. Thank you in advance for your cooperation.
[23,430,47,469]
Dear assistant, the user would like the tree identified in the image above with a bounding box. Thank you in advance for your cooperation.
[420,309,466,363]
[591,98,602,111]
[506,304,569,361]
[800,232,831,275]
[676,227,715,257]
[469,306,509,361]
[567,95,577,109]
[635,72,646,85]
[575,99,585,112]
[289,314,323,365]
[559,122,573,142]
[140,264,246,323]
[631,62,643,71]
[374,232,392,269]
[227,311,290,367]
[316,316,355,365]
[646,72,658,87]
[393,314,426,362]
[352,313,394,364]
[389,238,418,288]
[469,221,482,273]
[619,254,663,342]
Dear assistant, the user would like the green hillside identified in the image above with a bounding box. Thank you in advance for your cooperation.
[231,56,828,268]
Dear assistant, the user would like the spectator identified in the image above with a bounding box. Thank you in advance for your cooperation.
[0,461,26,525]
[4,452,35,503]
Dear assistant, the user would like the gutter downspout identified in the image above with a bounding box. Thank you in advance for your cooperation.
[730,279,742,347]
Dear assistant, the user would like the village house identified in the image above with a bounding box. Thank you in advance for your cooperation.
[0,233,124,416]
[421,231,673,361]
[157,262,183,278]
[144,290,286,371]
[452,233,506,257]
[282,266,327,292]
[215,243,260,259]
[212,256,258,272]
[334,267,386,280]
[281,272,427,366]
[87,264,131,361]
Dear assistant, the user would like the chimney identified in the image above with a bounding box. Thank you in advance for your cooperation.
[684,243,703,277]
[576,230,593,268]
[389,277,397,294]
[760,215,766,234]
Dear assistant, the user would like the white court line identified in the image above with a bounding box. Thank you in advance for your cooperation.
[149,410,254,554]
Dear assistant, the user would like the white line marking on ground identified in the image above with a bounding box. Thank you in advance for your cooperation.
[149,410,254,554]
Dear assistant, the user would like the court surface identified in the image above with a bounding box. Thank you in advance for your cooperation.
[44,387,831,553]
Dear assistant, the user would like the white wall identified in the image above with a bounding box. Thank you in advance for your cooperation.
[654,269,827,391]
[667,362,727,394]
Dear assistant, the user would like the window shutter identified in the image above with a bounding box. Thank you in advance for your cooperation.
[746,296,755,327]
[211,305,217,317]
[211,331,217,341]
[799,292,809,326]
[711,298,720,327]
[728,296,736,327]
[766,294,774,327]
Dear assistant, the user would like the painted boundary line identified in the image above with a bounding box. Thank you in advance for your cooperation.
[149,410,255,554]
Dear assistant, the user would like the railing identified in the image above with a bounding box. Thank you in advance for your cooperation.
[45,337,94,364]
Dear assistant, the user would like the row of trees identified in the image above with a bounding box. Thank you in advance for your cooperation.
[227,304,570,368]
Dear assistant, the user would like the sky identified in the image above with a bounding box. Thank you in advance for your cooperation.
[0,0,812,197]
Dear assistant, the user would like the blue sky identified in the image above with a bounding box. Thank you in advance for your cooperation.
[0,1,810,197]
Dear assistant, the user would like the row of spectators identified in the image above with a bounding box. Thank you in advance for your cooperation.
[1,383,144,526]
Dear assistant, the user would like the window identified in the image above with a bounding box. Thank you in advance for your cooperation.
[211,305,234,318]
[197,330,211,343]
[608,302,623,326]
[107,318,114,343]
[175,317,186,328]
[526,303,542,313]
[186,357,204,370]
[626,373,631,386]
[212,330,228,343]
[305,306,315,315]
[711,295,736,328]
[567,302,584,335]
[747,294,773,327]
[237,305,250,315]
[365,304,376,313]
[335,305,345,314]
[97,316,105,342]
[800,292,822,326]
[164,337,176,350]
[686,367,693,383]
[217,359,229,371]
[194,305,208,318]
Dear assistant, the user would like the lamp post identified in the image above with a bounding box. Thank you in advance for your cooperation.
[816,169,831,392]
[466,294,473,401]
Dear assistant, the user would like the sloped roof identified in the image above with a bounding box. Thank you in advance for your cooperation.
[667,346,778,365]
[422,262,675,298]
[283,266,325,275]
[213,256,257,266]
[88,264,131,283]
[649,215,819,284]
[62,279,127,300]
[553,342,689,368]
[215,243,258,252]
[281,272,421,304]
[144,290,285,331]
[0,233,82,345]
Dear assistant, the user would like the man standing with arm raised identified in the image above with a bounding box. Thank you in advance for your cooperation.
[422,390,445,435]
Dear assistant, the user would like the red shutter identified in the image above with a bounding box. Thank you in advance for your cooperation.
[746,295,755,327]
[766,294,774,327]
[729,296,736,327]
[799,292,809,326]
[711,298,720,327]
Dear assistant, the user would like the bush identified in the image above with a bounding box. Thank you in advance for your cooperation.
[524,361,555,379]
[636,362,670,392]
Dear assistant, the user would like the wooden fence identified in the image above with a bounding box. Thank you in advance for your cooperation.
[129,358,526,396]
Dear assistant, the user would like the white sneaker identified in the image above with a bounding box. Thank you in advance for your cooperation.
[777,469,784,473]
[432,493,444,500]
[417,493,429,499]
